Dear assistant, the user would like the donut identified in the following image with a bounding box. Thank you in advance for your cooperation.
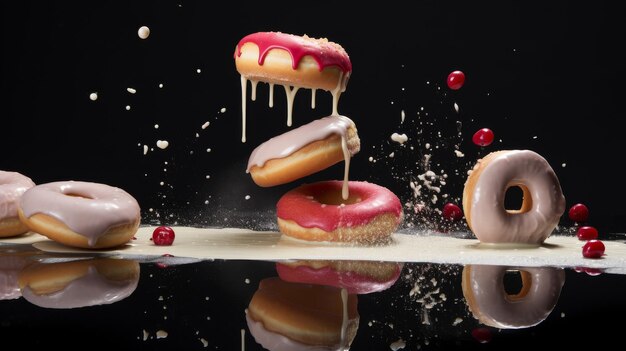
[462,265,565,329]
[247,115,360,197]
[17,181,141,249]
[276,180,402,244]
[246,277,358,350]
[234,31,352,142]
[276,260,403,294]
[18,257,140,309]
[0,170,35,237]
[462,150,566,245]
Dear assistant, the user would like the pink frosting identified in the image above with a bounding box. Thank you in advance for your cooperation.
[19,181,141,247]
[21,261,139,309]
[235,32,352,72]
[0,171,35,220]
[247,115,355,171]
[276,181,402,232]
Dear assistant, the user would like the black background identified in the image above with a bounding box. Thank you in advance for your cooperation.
[2,0,625,233]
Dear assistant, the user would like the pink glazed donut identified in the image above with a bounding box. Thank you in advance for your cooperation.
[462,150,566,245]
[0,170,35,237]
[462,265,565,329]
[18,181,141,249]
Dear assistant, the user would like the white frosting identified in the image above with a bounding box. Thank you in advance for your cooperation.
[21,261,139,309]
[0,171,35,220]
[464,265,565,329]
[468,150,565,244]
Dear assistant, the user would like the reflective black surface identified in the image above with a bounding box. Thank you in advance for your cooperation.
[2,246,626,349]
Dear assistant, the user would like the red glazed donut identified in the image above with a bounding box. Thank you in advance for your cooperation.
[234,31,352,142]
[276,181,402,244]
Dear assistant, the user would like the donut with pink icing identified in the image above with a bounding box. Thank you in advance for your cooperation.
[276,181,402,244]
[18,258,140,309]
[462,265,565,329]
[247,115,360,197]
[0,170,35,237]
[18,181,141,249]
[234,31,352,142]
[462,150,566,245]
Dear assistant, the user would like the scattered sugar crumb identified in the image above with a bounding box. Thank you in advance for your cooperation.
[156,140,169,149]
[454,150,464,158]
[142,329,149,341]
[533,135,538,139]
[138,26,150,39]
[199,338,208,348]
[156,330,168,339]
[196,68,202,74]
[452,317,463,326]
[205,175,210,179]
[159,83,164,88]
[127,87,137,94]
[220,107,226,113]
[425,143,431,149]
[206,148,211,152]
[369,156,374,162]
[201,121,210,129]
[391,133,408,145]
[244,278,250,284]
[159,181,164,186]
[454,102,459,113]
[561,312,565,318]
[126,105,131,111]
[562,163,566,168]
[401,110,405,123]
[154,124,159,129]
[390,338,406,350]
[143,145,148,155]
[245,195,250,200]
[89,92,98,101]
[204,200,209,205]
[389,152,395,158]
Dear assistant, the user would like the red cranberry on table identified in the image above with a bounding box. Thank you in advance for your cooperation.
[582,240,605,259]
[442,203,463,221]
[577,226,598,241]
[568,203,589,223]
[472,128,494,147]
[447,70,465,90]
[152,226,176,246]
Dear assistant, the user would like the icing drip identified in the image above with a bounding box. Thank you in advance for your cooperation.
[269,83,274,108]
[240,76,247,143]
[311,89,317,109]
[251,80,259,101]
[341,135,351,200]
[283,85,300,127]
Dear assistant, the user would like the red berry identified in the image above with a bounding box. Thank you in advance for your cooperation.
[442,203,463,221]
[472,128,494,147]
[569,203,589,223]
[582,240,605,259]
[152,226,175,246]
[577,226,598,241]
[447,70,465,90]
[471,327,492,343]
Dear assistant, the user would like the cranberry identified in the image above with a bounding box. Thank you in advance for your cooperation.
[577,226,598,241]
[442,203,463,221]
[152,226,175,246]
[447,70,465,90]
[471,327,492,343]
[568,203,589,223]
[472,128,494,147]
[582,240,605,259]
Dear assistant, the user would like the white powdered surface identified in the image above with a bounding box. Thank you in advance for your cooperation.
[2,227,623,273]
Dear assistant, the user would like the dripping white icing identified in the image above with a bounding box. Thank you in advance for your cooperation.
[240,75,247,143]
[269,83,274,108]
[283,85,300,127]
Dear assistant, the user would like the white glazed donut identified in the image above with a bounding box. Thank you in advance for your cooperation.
[462,150,566,245]
[17,181,141,249]
[462,265,565,329]
[0,171,35,237]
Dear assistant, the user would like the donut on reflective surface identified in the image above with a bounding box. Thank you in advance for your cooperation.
[276,260,403,294]
[462,150,565,245]
[276,180,402,244]
[234,31,352,142]
[18,181,141,249]
[246,277,358,350]
[462,265,565,329]
[17,257,140,309]
[0,171,35,237]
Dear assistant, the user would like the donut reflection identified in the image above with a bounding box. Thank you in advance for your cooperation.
[17,257,140,309]
[0,246,41,300]
[462,265,565,329]
[247,260,403,350]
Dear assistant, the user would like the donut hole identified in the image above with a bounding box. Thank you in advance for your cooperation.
[65,193,94,200]
[503,270,532,301]
[314,190,361,206]
[504,184,532,214]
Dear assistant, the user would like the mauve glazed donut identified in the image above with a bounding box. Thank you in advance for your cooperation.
[463,150,566,245]
[18,181,141,249]
[462,265,565,329]
[276,181,402,244]
[234,31,352,142]
[0,170,35,237]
